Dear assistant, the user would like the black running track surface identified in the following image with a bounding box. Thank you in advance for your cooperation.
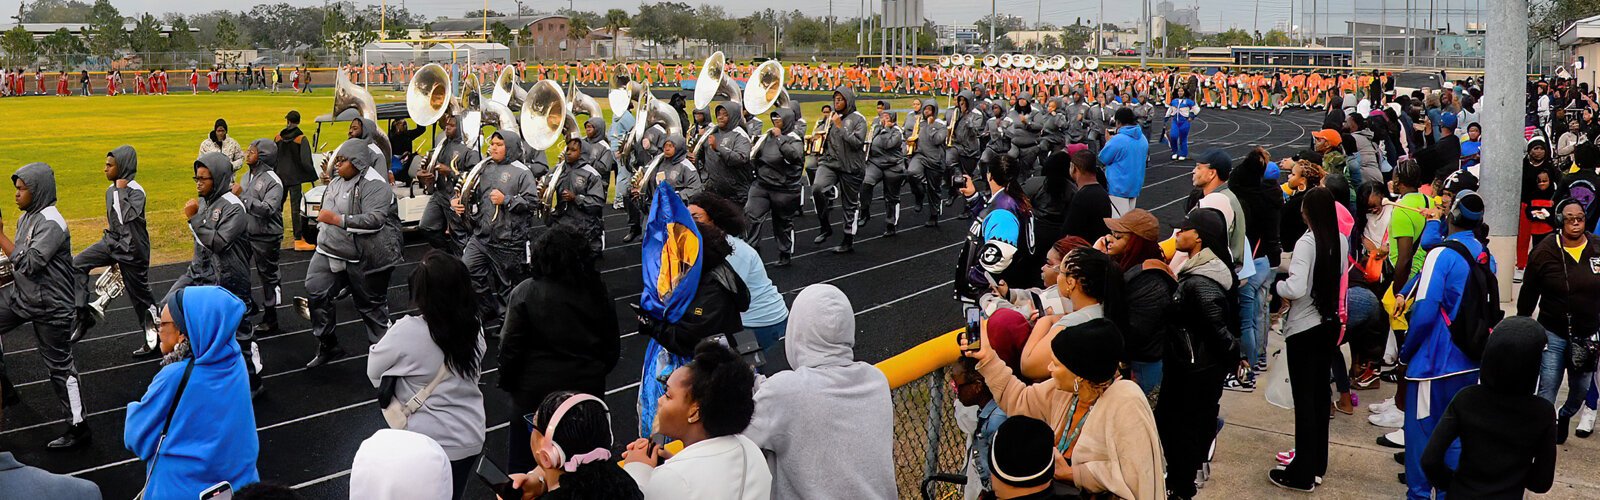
[0,108,1325,499]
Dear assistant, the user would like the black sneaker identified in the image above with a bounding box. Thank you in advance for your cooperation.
[1267,468,1315,492]
[1393,451,1404,465]
[46,423,91,450]
[775,253,791,267]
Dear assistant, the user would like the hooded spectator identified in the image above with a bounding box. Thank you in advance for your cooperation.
[349,429,453,500]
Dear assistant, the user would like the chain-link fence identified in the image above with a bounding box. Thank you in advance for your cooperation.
[888,365,969,500]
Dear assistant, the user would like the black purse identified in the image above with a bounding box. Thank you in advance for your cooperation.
[1560,252,1600,372]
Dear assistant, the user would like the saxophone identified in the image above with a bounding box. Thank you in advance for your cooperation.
[905,118,921,155]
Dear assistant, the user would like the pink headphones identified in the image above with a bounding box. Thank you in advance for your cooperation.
[539,394,614,472]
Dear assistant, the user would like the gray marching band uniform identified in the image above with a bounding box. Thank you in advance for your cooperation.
[745,107,806,260]
[860,115,907,234]
[580,116,617,181]
[701,102,754,204]
[1085,96,1110,154]
[639,133,704,202]
[0,163,87,432]
[547,156,607,255]
[168,152,260,384]
[947,91,986,198]
[1041,97,1068,154]
[306,139,400,361]
[71,145,159,354]
[624,123,668,240]
[419,117,482,255]
[1006,92,1044,176]
[462,130,542,324]
[907,99,948,225]
[811,87,869,250]
[241,139,285,335]
[1065,93,1090,151]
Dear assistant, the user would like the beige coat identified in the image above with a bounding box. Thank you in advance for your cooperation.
[1071,380,1165,500]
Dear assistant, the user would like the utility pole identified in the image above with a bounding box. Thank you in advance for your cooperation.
[1140,0,1148,66]
[1481,0,1524,297]
[989,0,996,53]
[1098,0,1105,55]
[1253,0,1259,37]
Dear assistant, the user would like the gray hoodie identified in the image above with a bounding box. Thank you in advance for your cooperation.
[745,284,895,500]
[241,139,284,241]
[318,139,400,270]
[1007,92,1043,148]
[187,153,252,294]
[468,130,540,247]
[103,145,150,266]
[951,91,985,158]
[821,87,868,174]
[868,117,905,170]
[9,163,75,318]
[366,314,487,461]
[644,132,703,200]
[580,115,616,177]
[912,99,948,162]
[704,101,754,199]
[754,107,806,191]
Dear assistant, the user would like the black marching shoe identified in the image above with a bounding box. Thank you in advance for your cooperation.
[621,229,641,243]
[131,342,159,358]
[812,229,833,245]
[68,309,97,344]
[47,423,91,450]
[775,253,792,267]
[249,371,264,399]
[1,374,19,408]
[305,338,348,369]
[883,224,897,237]
[833,235,854,254]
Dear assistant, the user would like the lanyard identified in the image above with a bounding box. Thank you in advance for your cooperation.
[1055,394,1092,454]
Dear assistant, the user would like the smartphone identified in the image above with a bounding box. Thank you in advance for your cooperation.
[960,307,983,352]
[650,432,670,448]
[952,173,969,186]
[1029,293,1045,316]
[475,455,522,500]
[199,482,232,500]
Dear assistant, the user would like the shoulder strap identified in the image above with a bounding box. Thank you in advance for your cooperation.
[402,363,452,416]
[137,359,196,499]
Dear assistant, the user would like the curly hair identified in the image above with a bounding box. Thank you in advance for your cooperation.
[687,339,756,438]
[688,192,748,237]
[1294,160,1326,188]
[527,225,599,286]
[1061,247,1128,334]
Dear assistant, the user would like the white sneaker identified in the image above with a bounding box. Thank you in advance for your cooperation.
[1577,407,1597,438]
[1172,154,1179,160]
[1369,397,1396,414]
[1514,268,1526,283]
[1368,407,1404,428]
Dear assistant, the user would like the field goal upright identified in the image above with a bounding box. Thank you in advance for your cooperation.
[361,38,485,91]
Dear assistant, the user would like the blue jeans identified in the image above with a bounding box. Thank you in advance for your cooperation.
[1537,330,1597,419]
[1130,360,1163,396]
[751,318,789,353]
[1238,257,1272,368]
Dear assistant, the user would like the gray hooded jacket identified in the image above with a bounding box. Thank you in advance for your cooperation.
[703,101,755,198]
[820,87,868,173]
[317,139,400,271]
[753,107,806,192]
[911,99,948,162]
[241,139,285,241]
[9,163,76,318]
[744,284,895,500]
[187,153,252,294]
[951,91,985,158]
[103,145,150,266]
[1006,92,1043,148]
[580,115,616,177]
[467,130,541,246]
[868,119,905,170]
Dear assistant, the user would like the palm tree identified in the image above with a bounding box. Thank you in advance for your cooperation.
[605,9,630,60]
[568,17,591,59]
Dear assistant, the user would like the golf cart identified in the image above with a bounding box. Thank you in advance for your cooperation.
[299,102,431,244]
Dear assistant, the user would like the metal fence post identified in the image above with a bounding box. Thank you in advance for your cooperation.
[921,368,945,483]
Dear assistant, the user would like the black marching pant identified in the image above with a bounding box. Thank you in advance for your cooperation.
[463,240,529,325]
[248,238,282,327]
[305,253,392,344]
[812,163,864,236]
[746,184,802,255]
[1156,363,1228,498]
[908,154,942,210]
[287,183,306,241]
[860,165,907,228]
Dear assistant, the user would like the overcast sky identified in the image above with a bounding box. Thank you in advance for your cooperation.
[3,0,1477,35]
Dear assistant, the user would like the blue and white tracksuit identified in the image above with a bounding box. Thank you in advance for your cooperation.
[1166,98,1198,158]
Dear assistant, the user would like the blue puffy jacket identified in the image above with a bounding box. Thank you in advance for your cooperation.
[1401,230,1486,380]
[1099,125,1149,199]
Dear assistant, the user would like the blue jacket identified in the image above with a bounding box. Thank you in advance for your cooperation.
[1099,125,1149,199]
[1401,231,1486,380]
[609,109,636,153]
[126,286,259,498]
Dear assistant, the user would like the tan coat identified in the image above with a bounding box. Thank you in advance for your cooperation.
[975,351,1074,442]
[1071,380,1165,500]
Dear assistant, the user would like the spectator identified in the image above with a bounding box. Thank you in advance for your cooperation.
[0,395,101,498]
[985,235,1090,319]
[1101,209,1174,395]
[1459,123,1482,172]
[622,340,771,500]
[1400,191,1491,500]
[957,155,1038,300]
[1026,151,1074,260]
[500,226,620,471]
[349,429,453,500]
[367,251,486,499]
[274,111,317,251]
[1231,147,1285,375]
[1269,187,1348,492]
[745,284,895,500]
[1100,107,1149,216]
[1018,248,1125,381]
[1347,113,1383,188]
[1414,113,1461,184]
[509,391,644,499]
[1420,317,1556,498]
[688,193,790,352]
[1520,137,1561,276]
[1064,319,1165,500]
[1374,160,1434,434]
[984,416,1066,499]
[199,118,245,169]
[952,357,1008,499]
[1156,208,1237,500]
[234,483,303,500]
[1061,149,1112,243]
[1279,160,1326,252]
[1191,150,1248,270]
[1517,199,1600,443]
[126,286,259,498]
[1557,117,1585,168]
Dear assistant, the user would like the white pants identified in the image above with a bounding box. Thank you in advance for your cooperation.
[1110,196,1137,217]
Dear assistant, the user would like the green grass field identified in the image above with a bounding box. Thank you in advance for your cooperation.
[0,88,926,264]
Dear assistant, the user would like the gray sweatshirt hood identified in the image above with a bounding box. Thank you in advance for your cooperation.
[716,101,747,132]
[584,116,606,141]
[352,117,379,142]
[334,138,378,174]
[920,99,938,115]
[193,152,235,202]
[491,130,526,164]
[786,101,805,123]
[957,90,976,110]
[773,107,797,135]
[833,87,858,115]
[664,132,688,163]
[786,284,857,369]
[249,139,278,170]
[108,145,138,181]
[12,162,56,211]
[1179,248,1235,291]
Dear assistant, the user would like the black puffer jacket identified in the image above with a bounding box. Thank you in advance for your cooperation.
[1125,262,1176,363]
[1165,250,1241,372]
[641,258,751,357]
[498,273,619,409]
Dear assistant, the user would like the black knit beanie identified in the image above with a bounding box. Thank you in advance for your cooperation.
[988,416,1056,488]
[1049,317,1124,385]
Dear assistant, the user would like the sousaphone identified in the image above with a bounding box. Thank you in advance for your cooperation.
[694,51,741,110]
[743,60,789,115]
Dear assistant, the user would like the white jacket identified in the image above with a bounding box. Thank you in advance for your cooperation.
[624,435,773,500]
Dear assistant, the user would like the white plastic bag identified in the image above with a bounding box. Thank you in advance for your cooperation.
[1264,346,1295,409]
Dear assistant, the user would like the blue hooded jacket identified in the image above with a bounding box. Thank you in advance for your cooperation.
[1401,230,1485,380]
[1099,125,1149,199]
[126,286,259,497]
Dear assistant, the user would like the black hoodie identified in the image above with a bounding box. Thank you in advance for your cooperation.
[1228,152,1285,266]
[103,145,151,266]
[1422,316,1556,499]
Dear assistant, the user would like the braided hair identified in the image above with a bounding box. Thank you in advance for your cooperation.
[1060,248,1128,335]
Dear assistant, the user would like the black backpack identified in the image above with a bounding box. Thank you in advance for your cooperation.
[1437,240,1502,362]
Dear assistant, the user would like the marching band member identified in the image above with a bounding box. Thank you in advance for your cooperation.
[579,116,616,189]
[1006,92,1044,175]
[948,90,986,216]
[631,132,704,205]
[0,163,91,449]
[548,139,607,255]
[240,139,285,337]
[746,107,806,266]
[304,139,400,368]
[417,113,481,255]
[622,119,669,243]
[907,99,948,227]
[860,110,907,236]
[172,152,261,393]
[811,87,869,254]
[70,146,158,359]
[453,130,541,325]
[700,102,754,204]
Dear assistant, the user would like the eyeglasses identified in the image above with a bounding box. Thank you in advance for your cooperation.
[522,412,539,433]
[192,176,212,182]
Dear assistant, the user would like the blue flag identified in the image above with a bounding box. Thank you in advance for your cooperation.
[640,181,703,324]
